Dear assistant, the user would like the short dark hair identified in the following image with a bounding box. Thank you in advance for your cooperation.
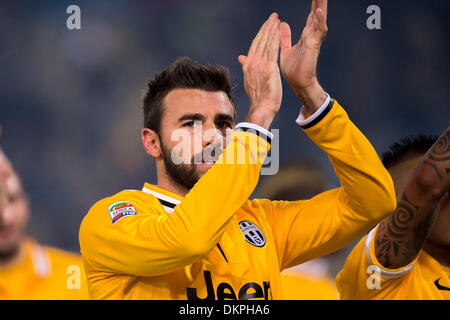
[142,57,236,134]
[382,134,438,168]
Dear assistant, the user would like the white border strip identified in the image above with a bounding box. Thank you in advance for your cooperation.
[162,206,175,214]
[364,227,414,279]
[235,122,274,140]
[295,93,331,126]
[141,187,181,206]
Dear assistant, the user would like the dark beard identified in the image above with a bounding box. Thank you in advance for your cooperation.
[0,243,20,264]
[160,141,200,191]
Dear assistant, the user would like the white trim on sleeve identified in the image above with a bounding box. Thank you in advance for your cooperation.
[295,93,331,126]
[364,227,415,279]
[235,122,274,140]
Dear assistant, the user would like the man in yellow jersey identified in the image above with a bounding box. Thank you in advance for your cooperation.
[0,149,89,299]
[80,0,396,300]
[336,129,450,299]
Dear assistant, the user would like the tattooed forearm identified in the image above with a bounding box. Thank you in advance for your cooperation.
[375,193,433,268]
[387,193,416,237]
[413,208,437,252]
[375,127,450,269]
[423,160,442,182]
[428,130,450,162]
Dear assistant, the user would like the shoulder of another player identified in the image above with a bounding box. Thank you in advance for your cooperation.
[340,233,368,270]
[43,245,84,268]
[335,236,369,297]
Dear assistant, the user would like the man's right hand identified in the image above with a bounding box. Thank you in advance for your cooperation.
[238,13,282,130]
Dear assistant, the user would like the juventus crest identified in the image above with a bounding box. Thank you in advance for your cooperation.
[239,221,266,247]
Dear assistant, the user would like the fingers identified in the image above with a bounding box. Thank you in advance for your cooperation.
[316,0,328,30]
[315,7,327,33]
[317,0,327,18]
[300,0,327,43]
[246,13,275,59]
[265,19,281,63]
[307,0,319,29]
[302,0,319,42]
[238,55,246,65]
[253,13,279,60]
[279,22,292,52]
[246,12,279,62]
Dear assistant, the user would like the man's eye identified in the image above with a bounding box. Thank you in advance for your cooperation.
[217,121,232,129]
[182,121,195,127]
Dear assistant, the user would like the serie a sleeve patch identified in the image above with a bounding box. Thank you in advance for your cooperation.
[108,201,137,224]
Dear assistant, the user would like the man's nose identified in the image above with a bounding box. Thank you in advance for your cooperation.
[202,124,222,148]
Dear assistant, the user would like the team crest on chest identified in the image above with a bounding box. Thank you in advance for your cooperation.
[238,221,266,247]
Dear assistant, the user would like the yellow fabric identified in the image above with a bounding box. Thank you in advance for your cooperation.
[79,100,396,300]
[280,267,339,300]
[0,238,89,300]
[336,227,450,299]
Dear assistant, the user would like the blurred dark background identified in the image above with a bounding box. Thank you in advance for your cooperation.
[0,0,449,264]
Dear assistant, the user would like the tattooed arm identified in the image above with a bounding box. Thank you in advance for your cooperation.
[375,127,450,269]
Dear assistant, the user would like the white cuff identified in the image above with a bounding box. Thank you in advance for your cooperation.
[364,227,415,279]
[295,93,331,127]
[235,122,274,140]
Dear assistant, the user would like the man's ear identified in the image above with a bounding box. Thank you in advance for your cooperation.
[142,128,162,158]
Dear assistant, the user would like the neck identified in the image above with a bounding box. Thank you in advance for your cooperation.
[155,160,191,198]
[423,241,450,268]
[157,179,189,198]
[155,169,188,198]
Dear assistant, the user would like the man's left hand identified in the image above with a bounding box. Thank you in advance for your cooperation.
[279,0,328,114]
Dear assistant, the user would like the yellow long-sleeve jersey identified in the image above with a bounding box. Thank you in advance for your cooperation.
[336,226,450,300]
[79,99,396,300]
[0,238,89,300]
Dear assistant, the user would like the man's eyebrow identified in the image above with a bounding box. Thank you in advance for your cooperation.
[214,114,234,123]
[178,113,206,122]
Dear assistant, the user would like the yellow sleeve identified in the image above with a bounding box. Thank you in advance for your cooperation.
[335,226,417,299]
[260,99,396,269]
[79,130,269,277]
